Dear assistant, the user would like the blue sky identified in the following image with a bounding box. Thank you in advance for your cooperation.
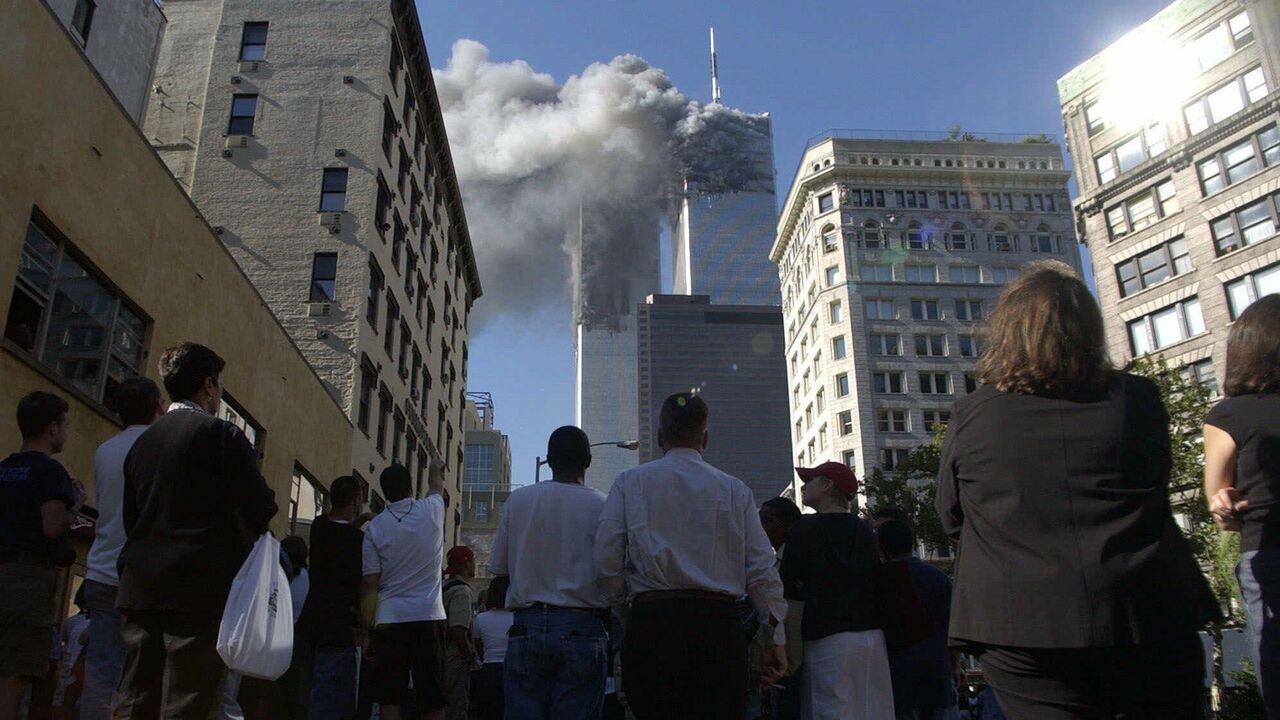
[418,0,1170,486]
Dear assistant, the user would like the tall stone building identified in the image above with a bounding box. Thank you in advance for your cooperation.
[1059,0,1280,389]
[142,0,481,541]
[772,133,1081,498]
[459,392,510,586]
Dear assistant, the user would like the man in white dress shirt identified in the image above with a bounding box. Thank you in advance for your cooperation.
[595,392,787,719]
[490,425,618,719]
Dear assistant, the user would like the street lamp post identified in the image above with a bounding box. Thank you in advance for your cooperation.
[535,440,640,483]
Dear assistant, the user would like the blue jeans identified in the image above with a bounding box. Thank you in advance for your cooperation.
[81,580,124,720]
[504,606,608,720]
[307,645,358,720]
[1238,548,1280,718]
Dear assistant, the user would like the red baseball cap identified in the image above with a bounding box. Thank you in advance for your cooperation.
[796,461,859,495]
[445,545,474,574]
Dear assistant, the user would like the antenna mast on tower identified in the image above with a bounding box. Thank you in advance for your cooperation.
[709,27,721,104]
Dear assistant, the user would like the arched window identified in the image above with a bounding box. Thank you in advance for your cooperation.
[1032,224,1054,253]
[906,221,933,250]
[948,222,970,251]
[862,220,883,249]
[821,223,839,254]
[991,223,1013,252]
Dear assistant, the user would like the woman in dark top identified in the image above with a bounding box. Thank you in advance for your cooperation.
[936,261,1218,720]
[780,461,892,719]
[1204,294,1280,718]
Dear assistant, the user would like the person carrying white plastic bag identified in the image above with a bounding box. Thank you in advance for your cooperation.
[218,533,294,680]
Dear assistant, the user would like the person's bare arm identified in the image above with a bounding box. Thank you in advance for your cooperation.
[40,479,82,539]
[359,574,380,631]
[1205,424,1244,531]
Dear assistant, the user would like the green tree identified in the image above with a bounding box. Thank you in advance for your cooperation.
[863,426,949,553]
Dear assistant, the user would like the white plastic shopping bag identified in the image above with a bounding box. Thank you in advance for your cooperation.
[216,533,294,679]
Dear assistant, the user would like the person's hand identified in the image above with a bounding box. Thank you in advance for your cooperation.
[427,457,446,495]
[760,644,787,686]
[1211,487,1248,531]
[70,479,86,513]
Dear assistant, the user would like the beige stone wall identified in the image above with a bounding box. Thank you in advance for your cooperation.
[0,0,353,544]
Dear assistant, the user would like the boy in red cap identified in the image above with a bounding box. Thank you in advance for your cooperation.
[780,462,894,719]
[443,545,477,720]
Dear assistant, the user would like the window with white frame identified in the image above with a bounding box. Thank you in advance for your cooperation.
[910,299,941,320]
[922,409,952,433]
[948,265,980,283]
[865,298,895,319]
[861,220,885,248]
[1185,67,1268,135]
[1095,123,1166,183]
[816,387,825,412]
[822,225,839,253]
[877,409,908,433]
[1030,225,1055,253]
[825,266,841,287]
[990,267,1018,284]
[914,334,947,357]
[818,424,828,451]
[1198,126,1280,195]
[881,448,909,471]
[1181,359,1221,399]
[838,410,854,436]
[869,333,901,356]
[872,372,904,394]
[1191,11,1253,72]
[1127,297,1206,355]
[990,225,1014,252]
[832,335,847,359]
[955,299,983,321]
[861,264,893,282]
[818,192,834,213]
[947,223,971,251]
[904,264,937,283]
[1211,192,1280,255]
[919,372,951,394]
[1105,180,1179,239]
[289,465,326,534]
[1085,100,1106,136]
[906,223,933,249]
[848,189,887,208]
[836,373,851,397]
[1225,262,1280,318]
[1115,237,1191,297]
[829,301,844,323]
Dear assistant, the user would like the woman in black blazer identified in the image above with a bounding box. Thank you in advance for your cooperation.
[936,261,1219,719]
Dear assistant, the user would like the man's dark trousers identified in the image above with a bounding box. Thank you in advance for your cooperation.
[113,609,224,720]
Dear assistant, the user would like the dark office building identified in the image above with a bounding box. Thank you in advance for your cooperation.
[637,295,793,504]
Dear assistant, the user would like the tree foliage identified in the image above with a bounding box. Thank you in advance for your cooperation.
[863,426,950,553]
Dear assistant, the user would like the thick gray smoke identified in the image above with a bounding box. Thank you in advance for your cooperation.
[433,40,773,325]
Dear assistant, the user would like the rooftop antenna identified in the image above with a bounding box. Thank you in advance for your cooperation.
[709,27,721,105]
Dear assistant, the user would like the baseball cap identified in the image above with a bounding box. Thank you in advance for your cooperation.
[445,545,474,575]
[796,461,859,495]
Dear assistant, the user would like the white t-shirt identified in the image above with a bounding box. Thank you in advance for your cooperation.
[489,480,617,609]
[290,568,309,625]
[361,494,447,625]
[86,426,148,586]
[471,610,514,664]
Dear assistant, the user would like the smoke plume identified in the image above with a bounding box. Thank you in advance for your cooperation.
[433,40,773,325]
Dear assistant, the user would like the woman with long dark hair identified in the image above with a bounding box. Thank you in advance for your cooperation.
[936,261,1219,719]
[1205,294,1280,717]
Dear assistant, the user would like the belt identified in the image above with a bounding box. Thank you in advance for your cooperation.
[632,589,735,605]
[521,603,610,621]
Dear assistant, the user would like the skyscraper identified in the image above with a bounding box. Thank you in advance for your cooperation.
[1058,0,1279,394]
[142,0,481,543]
[637,295,792,504]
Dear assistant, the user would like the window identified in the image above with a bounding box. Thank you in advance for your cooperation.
[906,224,932,249]
[1198,126,1280,194]
[388,38,403,85]
[958,334,978,357]
[948,265,980,283]
[357,359,375,432]
[1211,192,1280,255]
[829,301,844,323]
[366,258,383,327]
[227,94,257,135]
[904,264,937,283]
[868,333,900,356]
[1030,225,1054,253]
[990,225,1014,252]
[289,466,325,534]
[940,191,969,210]
[947,223,971,251]
[1115,237,1191,297]
[861,221,884,248]
[391,215,405,267]
[822,226,839,253]
[910,299,941,320]
[878,410,908,433]
[843,450,858,470]
[308,253,337,302]
[4,220,147,408]
[990,267,1017,284]
[835,373,850,397]
[872,372,904,394]
[1095,123,1165,182]
[922,410,951,433]
[794,420,803,441]
[382,100,397,157]
[398,320,410,372]
[838,411,854,436]
[1106,180,1179,239]
[881,448,909,471]
[1127,298,1206,355]
[914,334,946,357]
[1085,100,1106,135]
[964,373,978,393]
[846,189,886,208]
[1193,11,1252,72]
[383,296,399,355]
[955,299,983,322]
[919,372,951,394]
[239,21,268,61]
[71,0,95,43]
[817,192,834,213]
[465,444,495,487]
[318,168,349,212]
[1179,359,1221,399]
[832,335,847,359]
[1185,68,1268,134]
[375,387,391,455]
[392,410,405,463]
[825,266,841,287]
[816,387,825,412]
[861,264,893,282]
[818,424,828,452]
[1225,262,1280,318]
[865,298,895,319]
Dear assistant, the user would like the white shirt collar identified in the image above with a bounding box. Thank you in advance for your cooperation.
[664,447,703,459]
[166,401,209,415]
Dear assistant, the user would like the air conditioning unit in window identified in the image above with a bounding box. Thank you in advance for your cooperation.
[306,302,331,317]
[319,213,342,230]
[225,135,248,149]
[238,61,259,73]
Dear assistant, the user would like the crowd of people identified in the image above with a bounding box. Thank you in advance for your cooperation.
[0,261,1277,720]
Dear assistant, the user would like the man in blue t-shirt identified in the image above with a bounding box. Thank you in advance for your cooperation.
[0,391,82,718]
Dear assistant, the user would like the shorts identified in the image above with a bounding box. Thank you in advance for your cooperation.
[0,562,58,679]
[371,620,448,711]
